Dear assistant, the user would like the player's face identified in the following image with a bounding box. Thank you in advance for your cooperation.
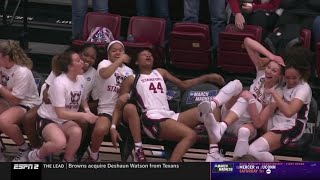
[108,43,124,63]
[265,61,282,84]
[284,67,301,89]
[71,53,84,75]
[137,50,154,69]
[81,46,96,72]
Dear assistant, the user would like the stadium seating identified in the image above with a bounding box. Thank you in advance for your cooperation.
[169,22,212,70]
[217,24,262,74]
[122,16,166,68]
[72,12,122,63]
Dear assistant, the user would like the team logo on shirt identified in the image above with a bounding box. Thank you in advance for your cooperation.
[66,91,82,109]
[0,72,9,86]
[114,73,125,86]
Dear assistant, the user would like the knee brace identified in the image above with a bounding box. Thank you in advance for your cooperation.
[220,80,243,96]
[230,97,248,118]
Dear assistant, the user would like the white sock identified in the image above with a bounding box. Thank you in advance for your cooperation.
[233,127,250,157]
[204,113,227,143]
[135,142,142,151]
[215,80,243,106]
[88,146,98,160]
[19,142,29,151]
[209,144,219,154]
[248,137,274,162]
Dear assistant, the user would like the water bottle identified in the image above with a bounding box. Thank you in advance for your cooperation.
[127,34,134,42]
[151,150,166,158]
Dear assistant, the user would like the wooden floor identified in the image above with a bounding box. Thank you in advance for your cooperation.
[0,134,305,162]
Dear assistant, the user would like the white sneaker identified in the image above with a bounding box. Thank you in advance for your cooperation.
[12,148,30,162]
[206,150,227,162]
[198,101,212,116]
[0,149,6,162]
[28,149,45,162]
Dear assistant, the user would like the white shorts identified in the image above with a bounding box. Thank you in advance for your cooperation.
[145,109,180,121]
[142,109,180,139]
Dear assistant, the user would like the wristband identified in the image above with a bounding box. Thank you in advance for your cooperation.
[111,124,116,129]
[248,99,256,104]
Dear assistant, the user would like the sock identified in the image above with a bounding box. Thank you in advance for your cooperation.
[88,146,98,160]
[215,80,243,106]
[233,127,250,157]
[248,137,274,162]
[19,142,30,151]
[135,142,142,151]
[204,114,227,143]
[209,144,219,154]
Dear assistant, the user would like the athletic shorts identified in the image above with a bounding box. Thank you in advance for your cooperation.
[141,109,180,140]
[271,119,306,145]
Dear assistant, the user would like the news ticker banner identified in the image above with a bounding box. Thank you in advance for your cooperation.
[3,162,320,180]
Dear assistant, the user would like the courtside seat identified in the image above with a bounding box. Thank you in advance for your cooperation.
[169,22,212,70]
[122,16,166,68]
[218,24,262,74]
[72,12,122,63]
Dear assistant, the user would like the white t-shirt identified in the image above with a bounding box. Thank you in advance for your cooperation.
[135,69,169,112]
[94,60,133,115]
[82,67,97,100]
[271,82,312,130]
[45,71,56,86]
[37,73,86,124]
[249,70,281,106]
[0,65,41,107]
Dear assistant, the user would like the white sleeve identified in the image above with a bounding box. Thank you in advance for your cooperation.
[294,84,311,103]
[11,69,34,99]
[97,60,112,72]
[45,71,56,86]
[50,78,66,108]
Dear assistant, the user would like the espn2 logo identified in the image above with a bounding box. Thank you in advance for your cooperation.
[13,164,40,169]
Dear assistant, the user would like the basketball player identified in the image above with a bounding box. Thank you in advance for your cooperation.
[110,49,225,162]
[85,40,133,162]
[27,50,98,162]
[23,43,98,149]
[247,46,312,161]
[0,40,41,162]
[198,37,285,161]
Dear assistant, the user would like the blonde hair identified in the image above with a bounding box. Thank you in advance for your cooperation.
[0,40,33,69]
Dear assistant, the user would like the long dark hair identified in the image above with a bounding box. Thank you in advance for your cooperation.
[282,46,312,81]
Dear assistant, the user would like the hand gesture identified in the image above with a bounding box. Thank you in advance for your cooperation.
[235,13,245,30]
[110,128,122,148]
[120,54,131,64]
[240,90,255,101]
[270,55,285,67]
[83,112,98,124]
[207,73,225,86]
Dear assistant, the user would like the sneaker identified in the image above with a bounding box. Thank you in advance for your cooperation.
[85,154,100,162]
[12,148,30,162]
[28,149,45,162]
[198,101,212,122]
[206,150,227,162]
[0,148,6,162]
[85,147,100,162]
[132,147,147,162]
